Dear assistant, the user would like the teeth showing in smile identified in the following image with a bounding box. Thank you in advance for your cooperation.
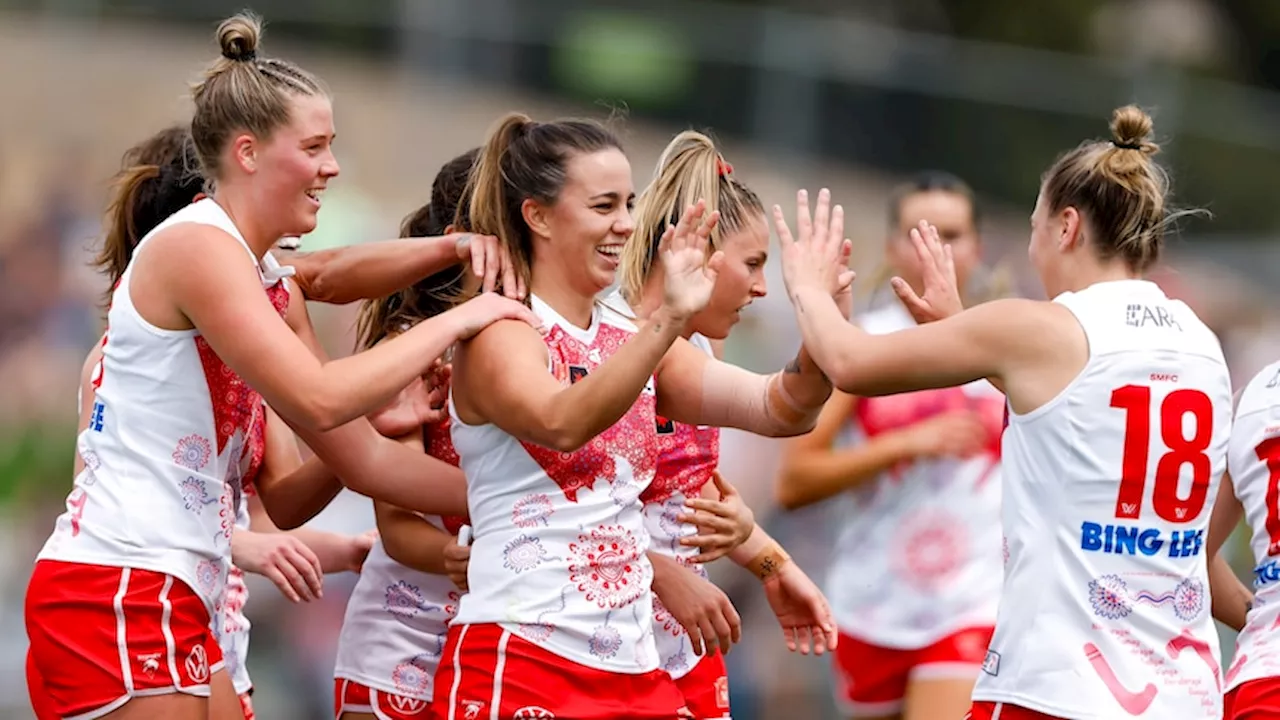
[305,189,323,202]
[597,246,621,257]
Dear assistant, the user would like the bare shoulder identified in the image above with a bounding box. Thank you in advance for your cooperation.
[457,319,548,377]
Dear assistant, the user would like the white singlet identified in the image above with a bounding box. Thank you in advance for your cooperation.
[1225,360,1280,693]
[449,294,661,673]
[39,198,283,621]
[972,280,1232,719]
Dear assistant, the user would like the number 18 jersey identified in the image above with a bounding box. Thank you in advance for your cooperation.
[972,280,1231,719]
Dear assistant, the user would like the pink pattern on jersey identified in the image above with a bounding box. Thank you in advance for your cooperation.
[385,580,426,619]
[1084,642,1158,715]
[223,568,249,634]
[180,477,218,514]
[173,435,212,471]
[194,282,288,456]
[890,509,969,590]
[195,559,221,596]
[512,493,554,528]
[855,386,1004,479]
[67,488,87,537]
[568,524,647,609]
[502,535,551,573]
[652,595,683,638]
[640,417,719,504]
[519,324,659,502]
[392,654,433,696]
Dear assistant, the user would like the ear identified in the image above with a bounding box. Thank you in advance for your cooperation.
[231,133,258,174]
[521,198,551,239]
[444,223,457,234]
[1059,206,1083,252]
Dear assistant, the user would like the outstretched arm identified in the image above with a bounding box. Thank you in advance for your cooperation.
[282,232,522,304]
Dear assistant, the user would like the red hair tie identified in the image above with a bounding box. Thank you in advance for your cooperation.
[716,155,733,177]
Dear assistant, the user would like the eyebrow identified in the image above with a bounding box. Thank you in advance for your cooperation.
[588,191,635,202]
[300,133,334,145]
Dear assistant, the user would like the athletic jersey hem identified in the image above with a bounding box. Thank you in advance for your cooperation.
[970,690,1103,719]
[833,612,997,651]
[333,672,430,703]
[450,621,660,675]
[32,554,217,616]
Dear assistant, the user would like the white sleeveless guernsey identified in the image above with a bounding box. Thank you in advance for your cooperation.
[334,420,468,705]
[39,198,278,621]
[826,302,1004,649]
[449,294,661,673]
[1225,360,1280,693]
[972,280,1232,719]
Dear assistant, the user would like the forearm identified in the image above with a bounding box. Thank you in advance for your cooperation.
[307,313,460,429]
[287,237,460,305]
[790,286,866,392]
[534,311,685,451]
[379,515,452,575]
[776,433,913,510]
[1209,552,1252,632]
[257,456,344,530]
[286,528,358,574]
[291,421,469,516]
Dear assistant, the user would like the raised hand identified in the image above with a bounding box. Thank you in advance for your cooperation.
[891,220,964,324]
[658,200,722,321]
[775,189,856,304]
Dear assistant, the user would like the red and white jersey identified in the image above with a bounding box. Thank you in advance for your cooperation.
[334,419,468,704]
[449,294,661,673]
[826,302,1004,649]
[642,332,719,680]
[39,198,287,622]
[1225,360,1280,692]
[973,280,1231,719]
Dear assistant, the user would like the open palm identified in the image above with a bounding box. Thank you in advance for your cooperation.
[659,200,722,320]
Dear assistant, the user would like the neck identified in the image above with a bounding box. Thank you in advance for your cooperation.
[211,186,279,259]
[635,265,694,338]
[1059,259,1140,295]
[529,272,596,330]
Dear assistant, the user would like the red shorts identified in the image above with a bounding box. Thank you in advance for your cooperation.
[432,623,691,719]
[241,692,256,720]
[833,625,993,717]
[336,677,437,719]
[965,702,1064,720]
[25,560,224,719]
[1225,678,1280,719]
[674,653,731,719]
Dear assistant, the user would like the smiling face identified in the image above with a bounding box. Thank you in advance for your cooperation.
[688,212,769,339]
[236,93,340,238]
[528,148,636,297]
